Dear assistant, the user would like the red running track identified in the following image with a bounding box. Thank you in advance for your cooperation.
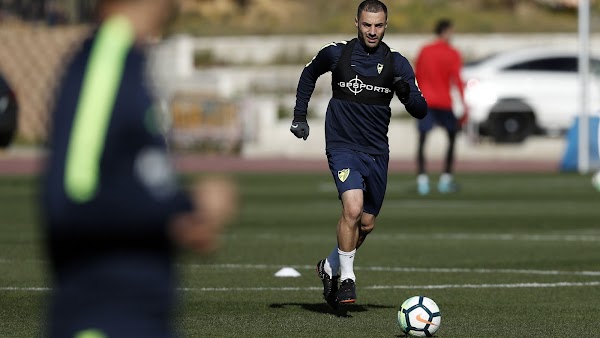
[0,154,558,175]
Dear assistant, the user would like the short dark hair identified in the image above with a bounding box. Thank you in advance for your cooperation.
[435,19,453,36]
[357,0,388,20]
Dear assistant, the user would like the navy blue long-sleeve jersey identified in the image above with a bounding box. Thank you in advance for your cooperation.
[294,38,427,155]
[41,17,191,337]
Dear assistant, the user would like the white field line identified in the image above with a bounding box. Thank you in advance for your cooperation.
[4,259,598,277]
[248,232,600,243]
[5,281,599,293]
[0,287,50,291]
[3,260,596,277]
[383,233,600,242]
[184,263,600,277]
[180,281,600,292]
[367,281,600,290]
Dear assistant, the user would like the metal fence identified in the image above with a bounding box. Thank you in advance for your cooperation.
[0,0,96,25]
[0,22,244,154]
[0,24,89,143]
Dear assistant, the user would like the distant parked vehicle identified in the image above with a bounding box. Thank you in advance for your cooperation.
[0,73,18,148]
[461,48,600,143]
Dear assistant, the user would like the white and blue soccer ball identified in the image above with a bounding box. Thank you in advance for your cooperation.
[592,171,600,191]
[398,296,441,337]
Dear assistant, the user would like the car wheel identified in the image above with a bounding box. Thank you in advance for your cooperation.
[488,111,536,143]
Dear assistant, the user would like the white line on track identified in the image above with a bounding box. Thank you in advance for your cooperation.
[4,281,599,293]
[184,263,600,277]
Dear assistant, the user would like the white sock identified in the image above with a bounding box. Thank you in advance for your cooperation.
[338,248,356,282]
[440,173,453,184]
[324,246,340,277]
[417,174,429,185]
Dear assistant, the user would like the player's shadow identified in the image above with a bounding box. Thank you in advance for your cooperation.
[269,302,395,317]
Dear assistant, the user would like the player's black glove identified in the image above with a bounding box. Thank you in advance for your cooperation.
[290,120,310,140]
[394,77,410,104]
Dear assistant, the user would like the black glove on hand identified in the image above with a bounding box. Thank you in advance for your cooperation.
[394,77,410,104]
[290,120,310,140]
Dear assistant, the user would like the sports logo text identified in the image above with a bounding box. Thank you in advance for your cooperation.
[338,75,392,96]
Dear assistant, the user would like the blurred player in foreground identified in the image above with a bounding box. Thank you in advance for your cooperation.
[290,0,427,309]
[41,0,237,337]
[0,73,18,148]
[414,19,468,195]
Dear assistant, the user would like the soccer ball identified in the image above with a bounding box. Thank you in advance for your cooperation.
[592,171,600,191]
[397,296,441,337]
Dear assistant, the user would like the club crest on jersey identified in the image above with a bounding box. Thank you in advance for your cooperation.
[377,63,384,74]
[338,168,350,182]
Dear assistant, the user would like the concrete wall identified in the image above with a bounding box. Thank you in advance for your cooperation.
[240,96,567,162]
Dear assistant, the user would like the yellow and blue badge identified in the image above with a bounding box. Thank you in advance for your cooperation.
[338,168,350,182]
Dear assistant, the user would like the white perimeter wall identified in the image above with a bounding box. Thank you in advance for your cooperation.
[149,33,600,161]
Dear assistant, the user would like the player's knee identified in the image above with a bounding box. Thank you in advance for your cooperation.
[342,204,362,223]
[360,221,375,235]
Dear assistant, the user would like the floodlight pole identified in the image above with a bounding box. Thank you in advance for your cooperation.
[578,0,591,174]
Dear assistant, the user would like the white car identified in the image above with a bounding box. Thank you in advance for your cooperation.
[461,47,600,143]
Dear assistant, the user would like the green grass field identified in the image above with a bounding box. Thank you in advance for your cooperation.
[1,172,600,337]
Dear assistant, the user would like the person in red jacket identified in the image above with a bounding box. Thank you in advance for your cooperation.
[414,18,467,195]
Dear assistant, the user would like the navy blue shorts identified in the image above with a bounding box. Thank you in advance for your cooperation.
[326,148,389,216]
[418,108,458,133]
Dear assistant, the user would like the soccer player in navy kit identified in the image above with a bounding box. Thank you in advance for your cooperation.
[290,0,427,308]
[41,0,237,337]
